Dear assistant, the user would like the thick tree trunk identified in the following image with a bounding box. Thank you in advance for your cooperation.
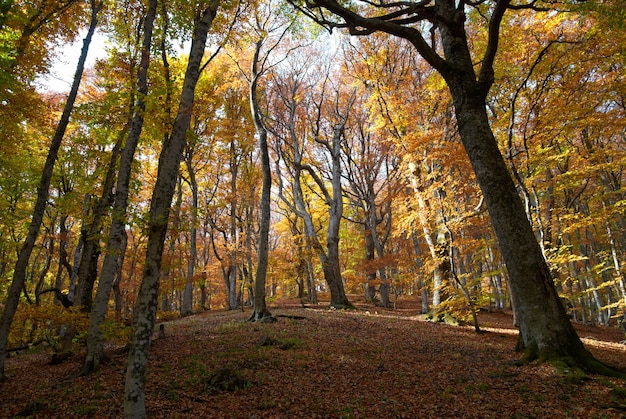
[446,74,594,366]
[0,0,101,381]
[124,4,220,417]
[82,0,157,375]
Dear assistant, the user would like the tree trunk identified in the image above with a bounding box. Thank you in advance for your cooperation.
[248,39,272,321]
[181,160,198,316]
[364,226,377,302]
[434,2,610,372]
[444,67,595,367]
[0,0,101,381]
[82,0,156,375]
[74,127,125,310]
[124,4,220,417]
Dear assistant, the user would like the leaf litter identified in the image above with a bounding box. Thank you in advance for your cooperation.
[1,296,625,418]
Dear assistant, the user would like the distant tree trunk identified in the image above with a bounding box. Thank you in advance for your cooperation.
[0,0,101,381]
[124,4,220,417]
[364,226,377,302]
[226,137,239,310]
[53,214,72,305]
[411,233,430,314]
[248,39,272,321]
[303,103,353,309]
[112,229,126,322]
[408,165,448,310]
[74,128,125,310]
[82,0,156,375]
[181,152,198,316]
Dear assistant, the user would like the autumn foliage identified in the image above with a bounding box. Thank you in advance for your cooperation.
[0,0,625,415]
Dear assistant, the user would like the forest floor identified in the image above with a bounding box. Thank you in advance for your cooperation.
[1,295,626,418]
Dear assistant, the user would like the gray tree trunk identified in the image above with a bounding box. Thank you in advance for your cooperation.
[0,0,101,380]
[248,39,271,321]
[82,0,157,375]
[181,154,198,316]
[228,137,239,310]
[124,4,220,417]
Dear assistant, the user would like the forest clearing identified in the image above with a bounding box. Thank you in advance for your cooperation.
[1,296,625,418]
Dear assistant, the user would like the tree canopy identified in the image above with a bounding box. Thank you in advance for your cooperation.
[0,0,625,414]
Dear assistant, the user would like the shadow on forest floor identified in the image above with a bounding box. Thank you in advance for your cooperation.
[1,295,625,418]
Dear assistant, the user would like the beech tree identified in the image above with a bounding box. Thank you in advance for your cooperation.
[289,0,624,374]
[124,2,221,416]
[0,0,102,381]
[82,0,157,374]
[271,51,354,308]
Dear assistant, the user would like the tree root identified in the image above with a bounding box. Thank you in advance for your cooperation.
[247,309,274,323]
[515,338,626,379]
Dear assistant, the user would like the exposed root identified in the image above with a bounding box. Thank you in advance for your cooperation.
[515,338,626,379]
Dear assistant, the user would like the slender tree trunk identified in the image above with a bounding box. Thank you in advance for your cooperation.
[53,214,72,305]
[411,233,430,314]
[226,137,239,310]
[124,4,220,417]
[181,156,198,316]
[74,127,125,310]
[81,0,156,375]
[407,165,448,310]
[248,39,271,321]
[364,226,377,302]
[112,230,127,322]
[0,0,101,381]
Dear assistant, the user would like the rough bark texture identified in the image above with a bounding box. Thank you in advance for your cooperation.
[82,0,157,375]
[0,0,101,381]
[436,6,592,368]
[124,4,220,417]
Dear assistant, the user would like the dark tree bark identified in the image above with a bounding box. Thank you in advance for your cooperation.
[74,127,125,310]
[124,3,221,417]
[294,0,624,375]
[82,0,157,376]
[0,0,102,381]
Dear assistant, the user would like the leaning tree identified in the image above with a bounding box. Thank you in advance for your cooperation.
[291,0,623,375]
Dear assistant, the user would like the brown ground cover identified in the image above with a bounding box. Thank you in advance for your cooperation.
[1,295,625,418]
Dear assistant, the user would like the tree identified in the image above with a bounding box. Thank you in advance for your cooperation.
[0,0,102,381]
[340,47,401,306]
[237,0,298,320]
[292,0,623,374]
[271,50,354,308]
[124,2,221,416]
[81,0,157,375]
[248,37,272,321]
